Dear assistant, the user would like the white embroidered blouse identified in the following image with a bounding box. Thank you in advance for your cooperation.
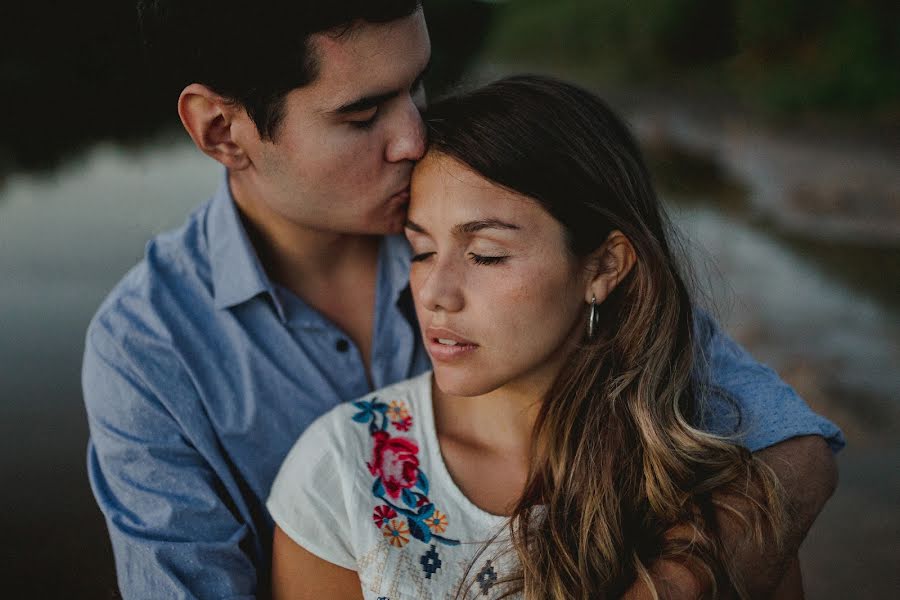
[267,371,520,599]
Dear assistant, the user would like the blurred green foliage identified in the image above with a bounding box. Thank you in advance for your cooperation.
[486,0,900,114]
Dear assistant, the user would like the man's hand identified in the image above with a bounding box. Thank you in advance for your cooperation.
[738,435,837,594]
[622,435,837,599]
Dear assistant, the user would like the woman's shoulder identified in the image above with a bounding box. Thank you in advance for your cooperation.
[266,372,434,571]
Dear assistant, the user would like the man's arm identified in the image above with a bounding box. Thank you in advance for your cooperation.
[624,311,842,598]
[738,435,836,594]
[84,317,259,599]
[624,435,835,599]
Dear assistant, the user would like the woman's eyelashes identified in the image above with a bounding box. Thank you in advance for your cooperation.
[409,251,509,266]
[469,253,508,266]
[410,251,434,263]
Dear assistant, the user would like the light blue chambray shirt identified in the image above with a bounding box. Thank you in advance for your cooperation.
[83,173,843,599]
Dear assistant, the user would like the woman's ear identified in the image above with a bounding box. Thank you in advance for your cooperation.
[177,83,252,170]
[584,230,637,303]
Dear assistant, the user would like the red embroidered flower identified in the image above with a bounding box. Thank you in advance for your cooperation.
[372,504,397,528]
[394,415,413,431]
[367,430,419,499]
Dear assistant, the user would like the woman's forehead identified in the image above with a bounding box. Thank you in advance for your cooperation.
[410,153,539,220]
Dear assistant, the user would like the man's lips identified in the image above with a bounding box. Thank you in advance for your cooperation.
[389,185,410,201]
[425,327,478,362]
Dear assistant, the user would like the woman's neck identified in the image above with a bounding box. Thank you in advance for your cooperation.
[432,379,542,461]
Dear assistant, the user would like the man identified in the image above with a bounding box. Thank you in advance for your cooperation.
[84,1,842,598]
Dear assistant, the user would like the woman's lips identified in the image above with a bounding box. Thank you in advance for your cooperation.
[425,327,478,362]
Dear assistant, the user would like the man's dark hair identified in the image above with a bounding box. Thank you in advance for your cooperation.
[137,1,421,139]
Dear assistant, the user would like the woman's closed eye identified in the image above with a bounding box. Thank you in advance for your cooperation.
[410,251,509,266]
[469,253,508,266]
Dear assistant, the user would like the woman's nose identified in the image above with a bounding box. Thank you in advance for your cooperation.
[415,257,465,314]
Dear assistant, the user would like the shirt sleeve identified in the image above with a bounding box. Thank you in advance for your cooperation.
[83,315,258,600]
[267,413,357,571]
[694,309,845,453]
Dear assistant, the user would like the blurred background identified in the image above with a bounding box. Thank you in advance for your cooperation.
[1,1,897,597]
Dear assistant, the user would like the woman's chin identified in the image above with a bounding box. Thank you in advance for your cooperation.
[432,367,496,399]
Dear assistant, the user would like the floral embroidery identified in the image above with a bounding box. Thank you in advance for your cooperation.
[387,400,414,431]
[352,396,460,550]
[382,518,411,548]
[373,505,397,528]
[368,430,420,499]
[424,510,448,534]
[387,400,410,423]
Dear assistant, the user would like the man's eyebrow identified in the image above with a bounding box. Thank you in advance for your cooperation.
[331,60,431,116]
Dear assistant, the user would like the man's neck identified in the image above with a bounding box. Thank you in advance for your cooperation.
[228,171,381,298]
[229,171,382,380]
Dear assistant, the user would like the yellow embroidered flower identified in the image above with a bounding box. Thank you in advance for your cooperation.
[387,399,410,423]
[424,510,448,534]
[382,518,410,548]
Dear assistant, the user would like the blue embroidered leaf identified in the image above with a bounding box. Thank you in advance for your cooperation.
[401,488,417,508]
[372,477,385,497]
[416,469,430,495]
[407,517,432,543]
[417,503,435,520]
[352,400,372,410]
[433,534,461,546]
[373,403,389,413]
[352,410,371,423]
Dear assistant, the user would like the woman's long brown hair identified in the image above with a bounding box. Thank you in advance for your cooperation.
[425,75,783,599]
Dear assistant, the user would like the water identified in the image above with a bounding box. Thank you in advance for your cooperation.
[0,135,219,596]
[671,203,899,407]
[1,136,896,597]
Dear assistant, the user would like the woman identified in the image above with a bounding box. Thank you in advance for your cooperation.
[267,76,785,599]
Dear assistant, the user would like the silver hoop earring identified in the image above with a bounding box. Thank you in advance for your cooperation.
[587,295,600,339]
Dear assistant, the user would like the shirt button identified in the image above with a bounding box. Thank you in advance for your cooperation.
[335,339,350,353]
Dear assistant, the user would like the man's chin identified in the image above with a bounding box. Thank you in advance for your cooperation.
[347,217,405,237]
[372,204,409,235]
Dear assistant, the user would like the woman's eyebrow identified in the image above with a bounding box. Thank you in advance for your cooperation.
[453,219,521,235]
[404,218,521,236]
[404,219,427,234]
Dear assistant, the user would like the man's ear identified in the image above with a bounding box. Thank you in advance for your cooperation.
[584,230,637,303]
[177,83,252,170]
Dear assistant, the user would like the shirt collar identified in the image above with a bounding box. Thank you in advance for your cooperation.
[207,171,287,321]
[381,233,415,306]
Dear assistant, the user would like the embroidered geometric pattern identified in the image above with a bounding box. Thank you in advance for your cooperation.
[352,396,461,553]
[476,560,498,596]
[420,544,443,579]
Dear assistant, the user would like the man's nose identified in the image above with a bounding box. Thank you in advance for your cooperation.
[385,99,426,163]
